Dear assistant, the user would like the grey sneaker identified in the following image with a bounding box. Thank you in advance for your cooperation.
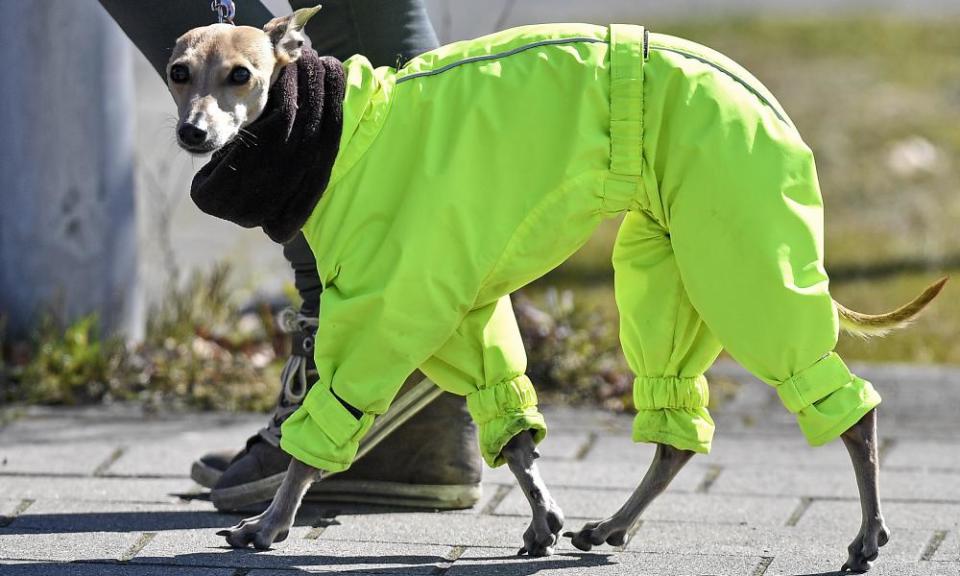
[198,310,482,511]
[190,448,235,489]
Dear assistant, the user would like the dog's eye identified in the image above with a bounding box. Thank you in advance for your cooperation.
[169,64,190,84]
[229,67,251,85]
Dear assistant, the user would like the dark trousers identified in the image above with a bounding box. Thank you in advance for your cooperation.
[98,0,439,316]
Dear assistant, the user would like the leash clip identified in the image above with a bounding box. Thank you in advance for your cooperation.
[211,0,236,25]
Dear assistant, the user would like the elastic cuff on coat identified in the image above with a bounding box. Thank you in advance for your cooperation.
[776,352,882,446]
[279,386,375,473]
[466,375,547,468]
[631,375,713,454]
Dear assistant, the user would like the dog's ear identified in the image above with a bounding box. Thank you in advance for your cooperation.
[264,5,322,66]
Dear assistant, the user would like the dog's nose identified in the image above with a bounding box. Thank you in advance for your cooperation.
[178,123,208,147]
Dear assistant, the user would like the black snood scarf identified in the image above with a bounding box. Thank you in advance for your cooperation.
[191,49,345,244]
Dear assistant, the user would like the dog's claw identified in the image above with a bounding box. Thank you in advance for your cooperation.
[841,521,890,573]
[516,501,563,558]
[217,509,294,550]
[564,519,629,552]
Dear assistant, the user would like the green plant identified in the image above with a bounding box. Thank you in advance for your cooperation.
[514,288,634,411]
[12,312,124,404]
[3,264,287,411]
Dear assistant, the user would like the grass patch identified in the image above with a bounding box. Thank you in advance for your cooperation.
[2,264,285,411]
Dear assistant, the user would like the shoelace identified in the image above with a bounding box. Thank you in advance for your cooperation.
[256,308,320,447]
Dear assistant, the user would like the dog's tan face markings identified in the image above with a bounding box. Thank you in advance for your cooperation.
[167,25,275,154]
[167,6,320,155]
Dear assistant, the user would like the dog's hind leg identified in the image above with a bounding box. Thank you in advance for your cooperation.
[839,408,890,573]
[502,430,565,557]
[563,443,694,551]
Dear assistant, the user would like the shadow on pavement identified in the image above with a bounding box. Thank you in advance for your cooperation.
[1,501,471,534]
[0,552,617,575]
[2,509,268,534]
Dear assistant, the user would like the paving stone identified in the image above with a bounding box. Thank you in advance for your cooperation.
[711,465,960,501]
[136,527,448,573]
[0,561,233,576]
[107,423,260,477]
[0,442,119,476]
[0,529,142,562]
[0,499,23,518]
[707,436,853,467]
[934,530,959,563]
[710,411,799,438]
[0,476,198,504]
[626,521,931,561]
[0,409,262,446]
[539,406,632,433]
[445,546,760,576]
[537,433,592,460]
[8,499,241,534]
[582,435,656,462]
[707,360,779,411]
[797,499,960,531]
[318,511,539,548]
[495,487,798,527]
[483,459,710,492]
[765,556,960,576]
[885,439,960,470]
[584,433,854,468]
[494,485,633,518]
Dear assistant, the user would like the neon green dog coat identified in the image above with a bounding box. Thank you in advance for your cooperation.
[280,23,881,471]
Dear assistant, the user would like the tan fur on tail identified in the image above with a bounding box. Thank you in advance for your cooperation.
[835,277,948,338]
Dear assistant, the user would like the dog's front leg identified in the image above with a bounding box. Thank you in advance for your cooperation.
[502,430,565,557]
[563,443,693,551]
[840,408,890,573]
[218,458,320,549]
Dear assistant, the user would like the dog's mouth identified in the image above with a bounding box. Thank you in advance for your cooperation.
[178,141,219,156]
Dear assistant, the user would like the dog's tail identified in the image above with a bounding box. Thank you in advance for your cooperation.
[834,277,948,338]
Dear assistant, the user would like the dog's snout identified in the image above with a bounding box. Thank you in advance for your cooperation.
[178,123,208,147]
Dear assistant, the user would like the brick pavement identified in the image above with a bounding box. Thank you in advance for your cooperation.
[1,361,958,575]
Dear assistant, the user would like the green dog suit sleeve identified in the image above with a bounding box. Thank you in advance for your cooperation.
[421,296,547,468]
[279,241,486,472]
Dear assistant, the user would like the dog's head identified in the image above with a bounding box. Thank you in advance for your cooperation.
[166,6,321,154]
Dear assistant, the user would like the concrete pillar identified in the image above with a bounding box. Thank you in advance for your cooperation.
[0,0,141,340]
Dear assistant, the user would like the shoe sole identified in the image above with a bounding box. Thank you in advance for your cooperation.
[304,479,481,509]
[212,377,460,511]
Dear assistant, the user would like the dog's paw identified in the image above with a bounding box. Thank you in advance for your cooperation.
[841,520,890,573]
[517,500,565,557]
[562,519,628,552]
[217,512,290,550]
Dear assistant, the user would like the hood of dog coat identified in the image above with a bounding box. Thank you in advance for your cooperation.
[190,49,345,244]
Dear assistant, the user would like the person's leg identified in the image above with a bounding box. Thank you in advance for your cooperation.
[97,0,275,77]
[292,0,438,64]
